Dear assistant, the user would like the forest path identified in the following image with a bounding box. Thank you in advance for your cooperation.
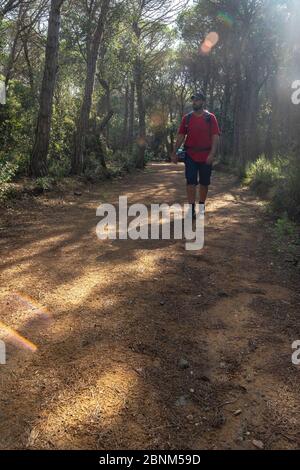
[0,163,299,450]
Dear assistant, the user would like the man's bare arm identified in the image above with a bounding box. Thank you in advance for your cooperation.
[175,133,185,151]
[171,133,186,163]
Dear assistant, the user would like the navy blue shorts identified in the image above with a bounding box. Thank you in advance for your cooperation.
[184,153,212,186]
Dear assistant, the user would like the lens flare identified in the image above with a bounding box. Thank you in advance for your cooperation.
[217,11,234,28]
[0,292,53,355]
[200,32,219,55]
[205,32,219,47]
[136,136,146,147]
[200,43,211,54]
[149,112,165,128]
[0,321,37,352]
[10,292,51,322]
[12,291,51,322]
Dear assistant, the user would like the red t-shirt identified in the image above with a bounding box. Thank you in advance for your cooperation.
[178,111,220,163]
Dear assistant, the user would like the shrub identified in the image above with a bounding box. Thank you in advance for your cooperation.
[246,153,300,221]
[0,159,18,201]
[107,150,137,174]
[48,155,71,178]
[274,213,297,239]
[0,160,18,184]
[245,155,282,197]
[271,155,300,221]
[35,176,55,191]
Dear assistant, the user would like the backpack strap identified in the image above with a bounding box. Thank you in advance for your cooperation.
[203,110,211,121]
[184,111,193,135]
[204,110,212,129]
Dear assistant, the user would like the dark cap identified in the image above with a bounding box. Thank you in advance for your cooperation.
[191,91,206,101]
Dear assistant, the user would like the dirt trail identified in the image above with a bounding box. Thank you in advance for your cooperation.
[0,163,299,450]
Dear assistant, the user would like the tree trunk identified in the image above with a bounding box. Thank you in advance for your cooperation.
[208,75,215,110]
[246,87,260,162]
[237,75,260,173]
[264,77,278,159]
[98,77,111,142]
[127,80,135,152]
[233,61,247,174]
[72,0,110,174]
[167,105,175,158]
[30,0,64,177]
[134,58,146,168]
[122,81,129,148]
[220,80,231,161]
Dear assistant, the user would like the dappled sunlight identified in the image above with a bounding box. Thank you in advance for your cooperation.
[0,231,80,272]
[33,365,139,447]
[46,267,109,309]
[47,247,165,311]
[0,165,299,449]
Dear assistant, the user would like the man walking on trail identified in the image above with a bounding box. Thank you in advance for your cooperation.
[171,91,220,219]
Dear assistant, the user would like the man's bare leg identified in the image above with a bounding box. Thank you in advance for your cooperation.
[187,184,197,218]
[199,185,208,214]
[199,184,208,204]
[187,184,196,204]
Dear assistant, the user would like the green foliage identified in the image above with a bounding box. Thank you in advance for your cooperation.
[84,154,108,180]
[48,155,71,179]
[84,148,137,181]
[0,159,18,201]
[246,154,300,221]
[245,155,282,197]
[271,155,300,221]
[48,109,75,178]
[0,159,18,184]
[101,149,138,178]
[272,213,300,269]
[1,0,298,195]
[35,176,55,191]
[274,213,297,239]
[0,81,36,174]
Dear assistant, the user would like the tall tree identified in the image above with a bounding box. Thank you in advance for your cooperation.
[30,0,64,177]
[129,0,186,168]
[72,0,110,174]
